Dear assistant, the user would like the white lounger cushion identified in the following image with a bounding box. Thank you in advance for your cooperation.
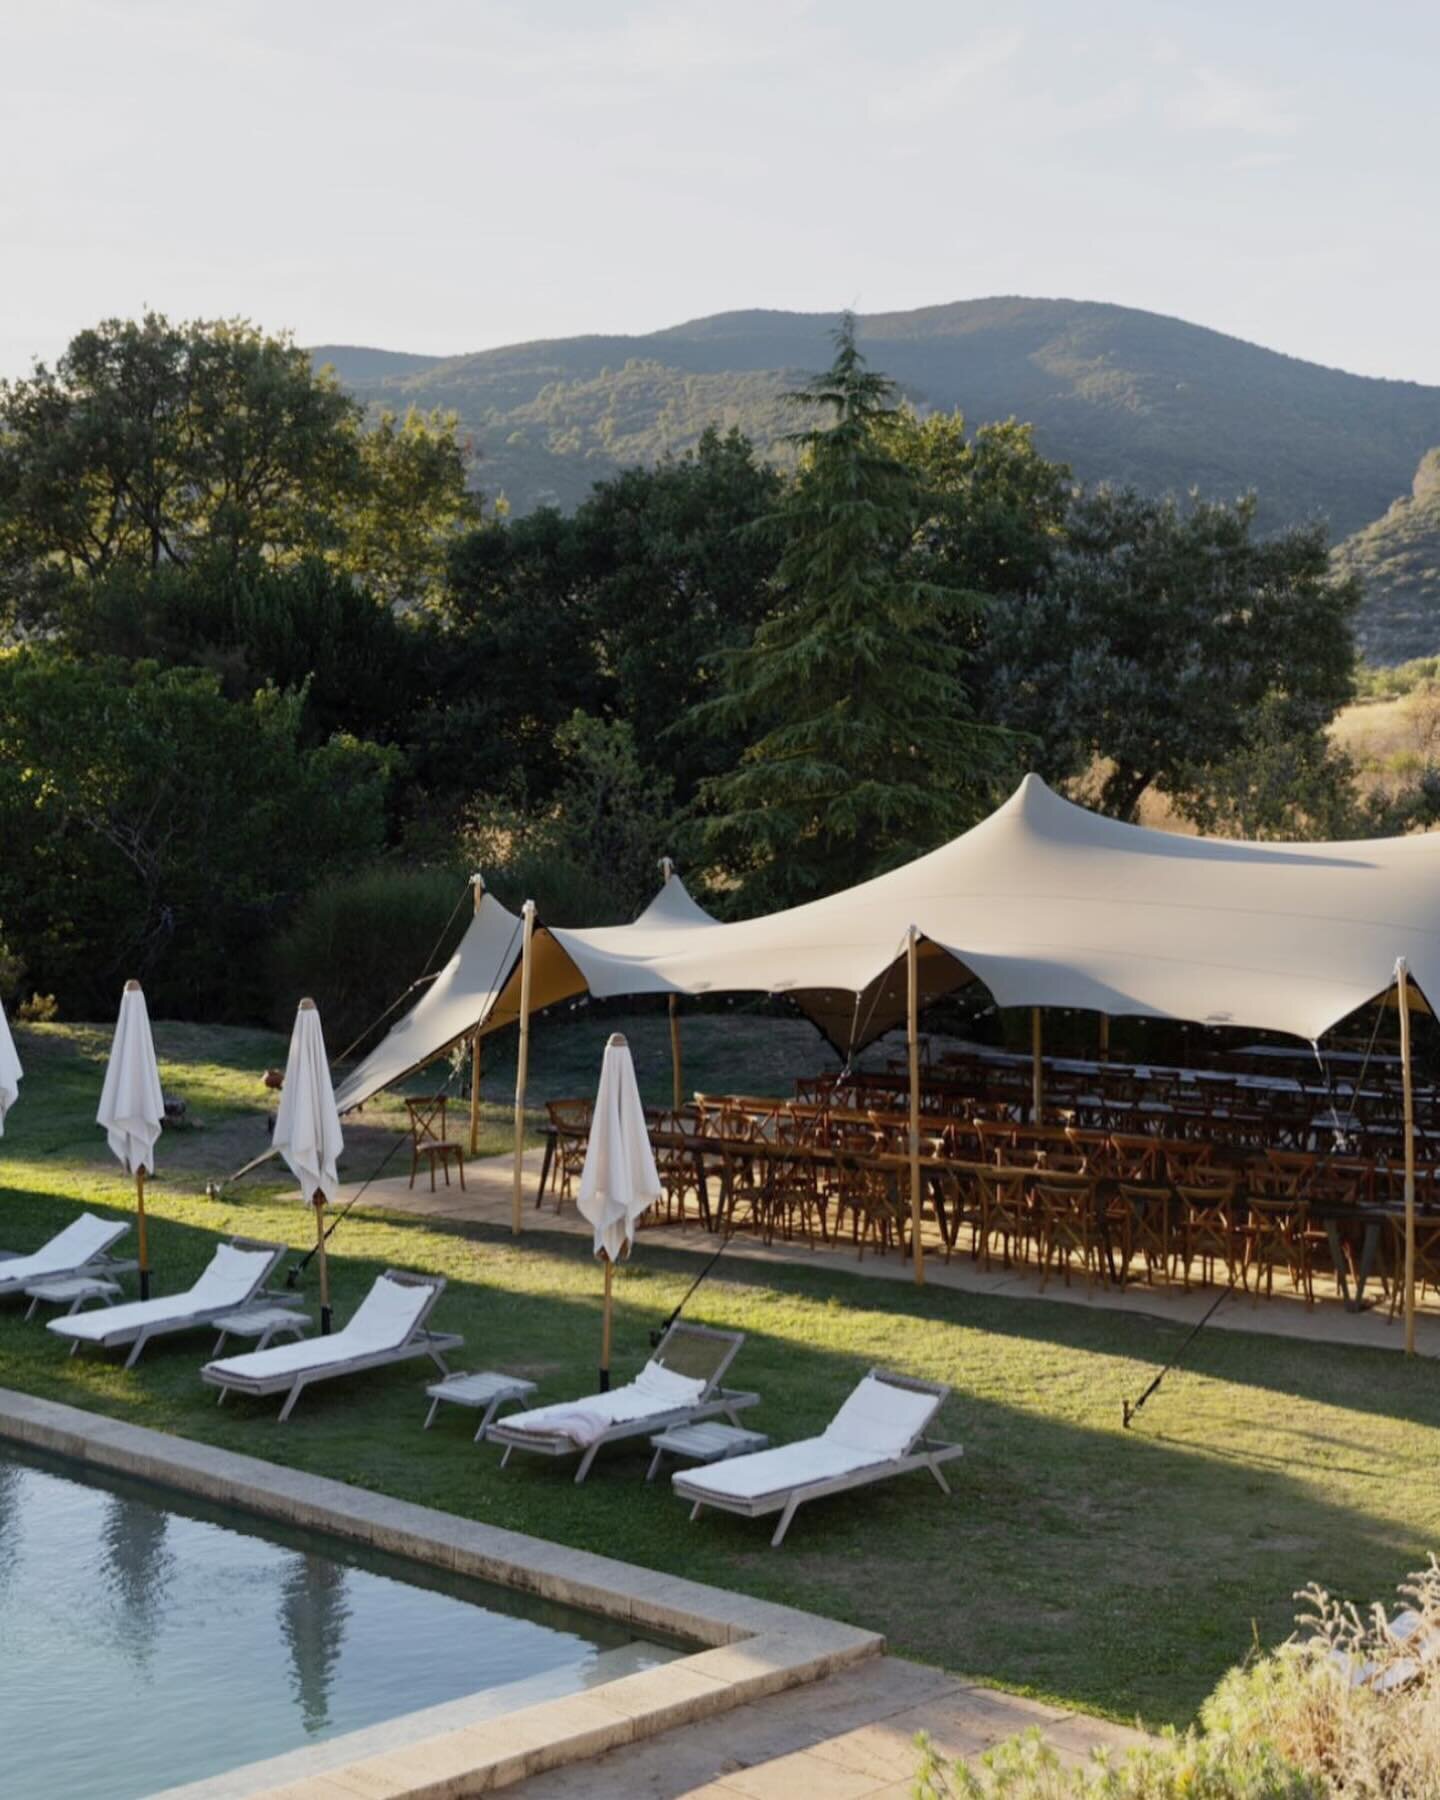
[822,1375,938,1459]
[676,1375,942,1504]
[205,1275,436,1381]
[0,1214,123,1288]
[677,1438,880,1502]
[501,1361,706,1448]
[50,1242,275,1342]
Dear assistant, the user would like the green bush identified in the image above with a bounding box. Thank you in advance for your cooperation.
[916,1565,1440,1800]
[915,1724,1315,1798]
[268,866,470,1056]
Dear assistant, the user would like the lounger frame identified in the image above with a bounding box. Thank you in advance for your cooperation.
[0,1219,135,1300]
[54,1237,287,1369]
[199,1269,462,1421]
[673,1368,964,1547]
[487,1321,758,1484]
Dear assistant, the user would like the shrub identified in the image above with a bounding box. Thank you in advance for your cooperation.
[916,1564,1440,1800]
[268,866,470,1056]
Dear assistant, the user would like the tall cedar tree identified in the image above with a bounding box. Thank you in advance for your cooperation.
[698,317,1013,910]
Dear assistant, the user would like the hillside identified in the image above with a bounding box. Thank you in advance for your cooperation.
[311,297,1440,536]
[1336,450,1440,662]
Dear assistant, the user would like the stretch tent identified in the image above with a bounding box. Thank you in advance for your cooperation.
[333,872,719,1116]
[494,774,1440,1050]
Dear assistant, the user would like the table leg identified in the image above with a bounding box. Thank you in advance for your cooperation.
[1351,1221,1382,1309]
[536,1133,556,1210]
[1324,1221,1355,1308]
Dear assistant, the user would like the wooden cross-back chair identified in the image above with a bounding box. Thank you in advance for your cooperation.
[405,1094,466,1193]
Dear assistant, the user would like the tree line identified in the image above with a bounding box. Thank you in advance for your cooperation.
[0,310,1405,1027]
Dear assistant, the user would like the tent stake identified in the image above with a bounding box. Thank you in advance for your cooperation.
[511,899,536,1236]
[468,873,485,1155]
[1398,957,1417,1355]
[1031,1008,1043,1123]
[908,926,925,1287]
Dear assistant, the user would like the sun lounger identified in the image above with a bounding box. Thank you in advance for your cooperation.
[48,1237,286,1369]
[487,1321,757,1483]
[0,1213,133,1300]
[673,1368,963,1547]
[199,1269,462,1421]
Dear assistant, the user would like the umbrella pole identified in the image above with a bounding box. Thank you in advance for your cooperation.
[668,995,683,1112]
[600,1253,614,1392]
[511,899,536,1237]
[135,1167,151,1301]
[314,1194,332,1335]
[907,927,925,1287]
[1099,1013,1110,1063]
[1399,959,1417,1355]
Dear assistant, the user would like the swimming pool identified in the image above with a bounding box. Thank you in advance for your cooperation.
[0,1442,682,1799]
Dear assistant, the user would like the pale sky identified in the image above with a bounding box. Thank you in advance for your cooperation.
[2,0,1437,384]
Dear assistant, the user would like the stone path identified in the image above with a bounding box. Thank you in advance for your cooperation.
[336,1146,1440,1357]
[512,1654,1150,1797]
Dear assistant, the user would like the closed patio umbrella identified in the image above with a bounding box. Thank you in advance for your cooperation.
[0,996,21,1135]
[577,1033,662,1390]
[273,999,344,1334]
[98,981,165,1298]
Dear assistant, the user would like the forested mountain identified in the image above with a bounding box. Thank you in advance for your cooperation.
[312,297,1440,537]
[1336,450,1440,662]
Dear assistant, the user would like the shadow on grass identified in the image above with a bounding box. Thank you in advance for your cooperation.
[1,1182,1438,1730]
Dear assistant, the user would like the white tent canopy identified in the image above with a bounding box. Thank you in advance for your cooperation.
[337,777,1440,1114]
[511,775,1440,1049]
[334,874,719,1114]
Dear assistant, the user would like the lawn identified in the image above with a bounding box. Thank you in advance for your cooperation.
[2,1021,1439,1731]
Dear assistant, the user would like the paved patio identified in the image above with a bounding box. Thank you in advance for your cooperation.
[512,1653,1151,1797]
[336,1146,1440,1357]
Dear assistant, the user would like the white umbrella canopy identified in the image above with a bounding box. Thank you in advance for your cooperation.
[0,996,21,1135]
[273,1000,344,1205]
[273,999,344,1334]
[578,1033,663,1392]
[97,982,165,1176]
[577,1034,662,1263]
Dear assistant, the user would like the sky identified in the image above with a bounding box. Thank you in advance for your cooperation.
[3,0,1437,384]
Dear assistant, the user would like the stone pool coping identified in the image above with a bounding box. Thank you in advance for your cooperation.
[0,1387,883,1797]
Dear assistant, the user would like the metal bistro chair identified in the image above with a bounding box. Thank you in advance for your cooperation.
[405,1095,466,1193]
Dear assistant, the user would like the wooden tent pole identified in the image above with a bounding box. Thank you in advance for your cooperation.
[1031,1008,1044,1124]
[1398,958,1417,1355]
[511,899,536,1236]
[468,873,485,1155]
[668,996,683,1112]
[659,858,682,1110]
[908,927,925,1288]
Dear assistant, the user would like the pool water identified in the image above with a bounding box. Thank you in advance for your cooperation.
[0,1443,680,1799]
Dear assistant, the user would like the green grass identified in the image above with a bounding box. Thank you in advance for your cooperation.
[3,1022,1440,1731]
